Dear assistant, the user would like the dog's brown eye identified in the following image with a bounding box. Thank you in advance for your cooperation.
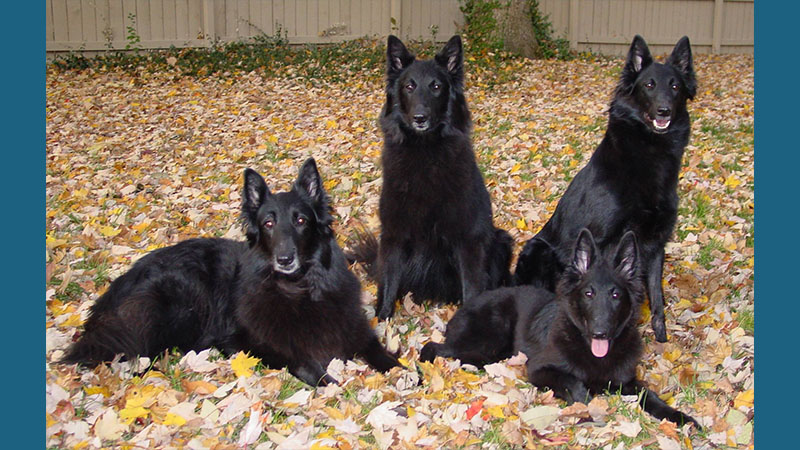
[296,217,306,226]
[645,80,655,89]
[585,290,594,298]
[611,291,620,300]
[263,220,274,229]
[671,83,679,91]
[431,82,441,91]
[405,83,415,92]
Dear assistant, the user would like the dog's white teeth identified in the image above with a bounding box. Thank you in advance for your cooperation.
[653,119,670,130]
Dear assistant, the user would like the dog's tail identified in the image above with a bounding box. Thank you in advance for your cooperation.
[488,227,514,288]
[59,307,142,367]
[345,224,380,280]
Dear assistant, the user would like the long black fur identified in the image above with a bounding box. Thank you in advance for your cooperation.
[61,159,400,386]
[421,229,699,427]
[513,35,697,342]
[357,35,513,320]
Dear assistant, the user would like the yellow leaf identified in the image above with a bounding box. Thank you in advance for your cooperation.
[323,407,345,421]
[267,135,279,144]
[325,119,337,129]
[132,221,150,232]
[162,412,187,427]
[311,442,337,450]
[46,235,69,249]
[516,218,528,231]
[663,349,681,362]
[60,314,84,328]
[182,379,218,395]
[724,175,741,189]
[697,381,715,390]
[231,351,261,378]
[84,386,111,397]
[119,406,149,424]
[485,405,506,419]
[659,391,675,406]
[511,163,521,174]
[733,389,754,409]
[98,225,121,237]
[674,298,693,310]
[323,179,340,191]
[73,188,89,199]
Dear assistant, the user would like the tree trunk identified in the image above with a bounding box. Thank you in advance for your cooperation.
[495,0,539,59]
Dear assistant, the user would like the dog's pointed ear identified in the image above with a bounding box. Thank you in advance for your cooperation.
[572,229,597,275]
[625,35,653,74]
[242,168,270,244]
[667,36,697,99]
[614,231,639,281]
[387,35,415,77]
[435,35,464,86]
[294,158,325,204]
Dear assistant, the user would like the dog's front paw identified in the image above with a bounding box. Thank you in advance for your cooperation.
[651,316,668,343]
[419,342,441,363]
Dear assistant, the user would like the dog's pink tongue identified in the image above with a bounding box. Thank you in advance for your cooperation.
[591,339,609,358]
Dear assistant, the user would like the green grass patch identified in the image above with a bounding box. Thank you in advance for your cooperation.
[736,309,754,334]
[696,238,724,270]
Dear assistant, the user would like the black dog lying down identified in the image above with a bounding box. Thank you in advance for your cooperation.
[422,229,698,426]
[61,158,400,386]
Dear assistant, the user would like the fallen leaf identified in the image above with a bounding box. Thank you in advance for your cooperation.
[520,405,560,430]
[230,351,260,378]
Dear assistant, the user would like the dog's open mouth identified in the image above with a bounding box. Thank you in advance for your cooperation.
[274,260,301,276]
[412,121,430,132]
[644,113,671,133]
[591,338,609,358]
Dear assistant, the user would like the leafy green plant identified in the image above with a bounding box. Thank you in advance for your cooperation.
[527,0,572,59]
[125,13,142,51]
[459,0,572,60]
[459,0,505,56]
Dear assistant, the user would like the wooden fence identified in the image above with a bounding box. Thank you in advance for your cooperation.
[46,0,753,57]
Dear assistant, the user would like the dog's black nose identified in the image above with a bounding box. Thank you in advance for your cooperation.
[657,107,671,117]
[413,114,427,124]
[277,254,295,266]
[592,332,608,339]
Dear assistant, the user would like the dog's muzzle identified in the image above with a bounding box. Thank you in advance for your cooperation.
[274,254,301,275]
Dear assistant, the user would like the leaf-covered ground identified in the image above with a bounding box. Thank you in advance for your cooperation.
[45,49,754,449]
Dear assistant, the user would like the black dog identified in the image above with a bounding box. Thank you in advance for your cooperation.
[422,229,698,426]
[61,159,400,386]
[514,35,696,342]
[355,35,512,320]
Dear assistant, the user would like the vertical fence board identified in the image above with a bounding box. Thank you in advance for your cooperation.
[262,0,275,36]
[149,0,164,40]
[65,0,81,41]
[162,0,176,40]
[134,0,150,40]
[46,0,55,41]
[79,0,97,42]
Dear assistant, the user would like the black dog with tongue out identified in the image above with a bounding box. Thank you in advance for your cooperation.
[422,229,699,427]
[513,35,697,344]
